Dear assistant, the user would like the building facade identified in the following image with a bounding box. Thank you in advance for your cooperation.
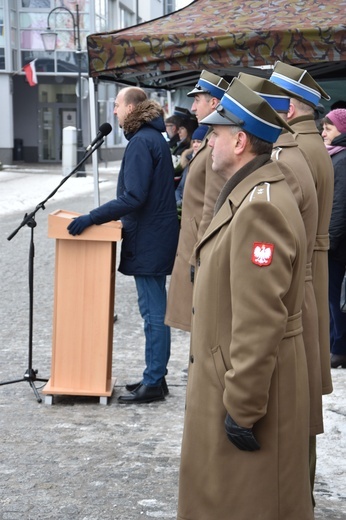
[0,0,176,165]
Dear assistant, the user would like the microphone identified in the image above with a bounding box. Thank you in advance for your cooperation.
[86,122,112,151]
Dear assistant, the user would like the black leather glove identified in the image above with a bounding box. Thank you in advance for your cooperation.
[225,413,260,451]
[67,214,93,236]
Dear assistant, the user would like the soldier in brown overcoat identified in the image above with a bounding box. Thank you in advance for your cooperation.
[270,61,334,496]
[177,79,313,520]
[238,72,322,437]
[270,61,334,395]
[165,71,229,332]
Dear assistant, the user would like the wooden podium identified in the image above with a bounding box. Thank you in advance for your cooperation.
[42,210,122,405]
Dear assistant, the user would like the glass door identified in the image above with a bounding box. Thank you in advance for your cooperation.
[38,83,77,163]
[39,105,58,162]
[38,104,77,162]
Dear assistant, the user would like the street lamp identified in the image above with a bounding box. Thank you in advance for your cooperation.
[41,4,85,176]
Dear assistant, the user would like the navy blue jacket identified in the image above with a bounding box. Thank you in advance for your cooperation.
[90,100,179,276]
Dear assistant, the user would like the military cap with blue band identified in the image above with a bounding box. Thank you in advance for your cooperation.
[187,70,229,99]
[200,78,292,143]
[269,61,330,108]
[237,72,291,112]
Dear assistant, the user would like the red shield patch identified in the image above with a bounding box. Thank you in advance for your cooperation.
[252,243,274,266]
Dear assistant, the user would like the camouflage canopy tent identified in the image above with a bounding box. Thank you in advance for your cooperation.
[87,0,346,89]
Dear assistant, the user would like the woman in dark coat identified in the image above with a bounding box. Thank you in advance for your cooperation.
[322,109,346,368]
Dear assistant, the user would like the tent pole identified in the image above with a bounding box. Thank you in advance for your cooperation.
[167,90,173,115]
[89,77,100,208]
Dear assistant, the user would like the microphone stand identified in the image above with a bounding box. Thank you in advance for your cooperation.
[0,140,104,403]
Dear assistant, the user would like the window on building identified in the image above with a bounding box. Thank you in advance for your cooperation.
[96,83,127,147]
[95,0,107,32]
[165,0,175,14]
[10,6,17,49]
[120,6,133,28]
[0,3,4,69]
[21,49,88,74]
[19,0,90,74]
[21,0,52,7]
[39,83,76,103]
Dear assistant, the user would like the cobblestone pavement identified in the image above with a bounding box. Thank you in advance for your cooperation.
[0,167,345,519]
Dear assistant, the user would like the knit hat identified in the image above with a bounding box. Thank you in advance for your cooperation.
[200,78,292,143]
[191,125,209,141]
[326,109,346,133]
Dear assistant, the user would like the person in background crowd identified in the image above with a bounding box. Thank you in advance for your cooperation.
[165,114,182,153]
[331,99,346,110]
[173,115,198,158]
[177,78,313,520]
[322,109,346,369]
[165,70,229,332]
[314,103,326,132]
[67,86,179,404]
[175,125,209,207]
[173,143,194,189]
[269,61,334,502]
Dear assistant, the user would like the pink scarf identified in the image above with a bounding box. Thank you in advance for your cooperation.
[325,144,346,156]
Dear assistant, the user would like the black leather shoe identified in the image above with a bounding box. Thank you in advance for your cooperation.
[125,381,141,392]
[125,377,169,396]
[331,354,346,368]
[118,383,165,404]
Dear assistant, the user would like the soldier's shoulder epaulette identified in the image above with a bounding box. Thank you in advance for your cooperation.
[248,182,271,202]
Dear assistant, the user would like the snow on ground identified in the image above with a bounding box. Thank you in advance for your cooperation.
[0,167,117,216]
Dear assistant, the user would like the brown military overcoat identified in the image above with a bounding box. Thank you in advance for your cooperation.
[165,135,225,331]
[177,158,313,520]
[290,116,334,395]
[273,132,322,435]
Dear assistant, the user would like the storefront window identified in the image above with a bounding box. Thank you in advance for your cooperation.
[19,1,90,72]
[21,0,52,7]
[56,51,88,73]
[21,50,88,73]
[19,12,89,52]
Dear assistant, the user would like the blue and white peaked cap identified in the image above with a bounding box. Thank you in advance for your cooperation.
[200,78,292,144]
[237,72,291,112]
[269,61,330,108]
[187,70,229,99]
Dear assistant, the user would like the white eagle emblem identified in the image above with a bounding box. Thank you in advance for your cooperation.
[252,242,274,266]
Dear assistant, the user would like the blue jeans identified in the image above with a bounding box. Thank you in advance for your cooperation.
[329,256,346,355]
[134,275,171,386]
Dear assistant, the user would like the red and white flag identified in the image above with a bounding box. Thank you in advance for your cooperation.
[23,59,37,87]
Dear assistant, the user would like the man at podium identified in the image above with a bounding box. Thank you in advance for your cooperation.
[67,86,179,404]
